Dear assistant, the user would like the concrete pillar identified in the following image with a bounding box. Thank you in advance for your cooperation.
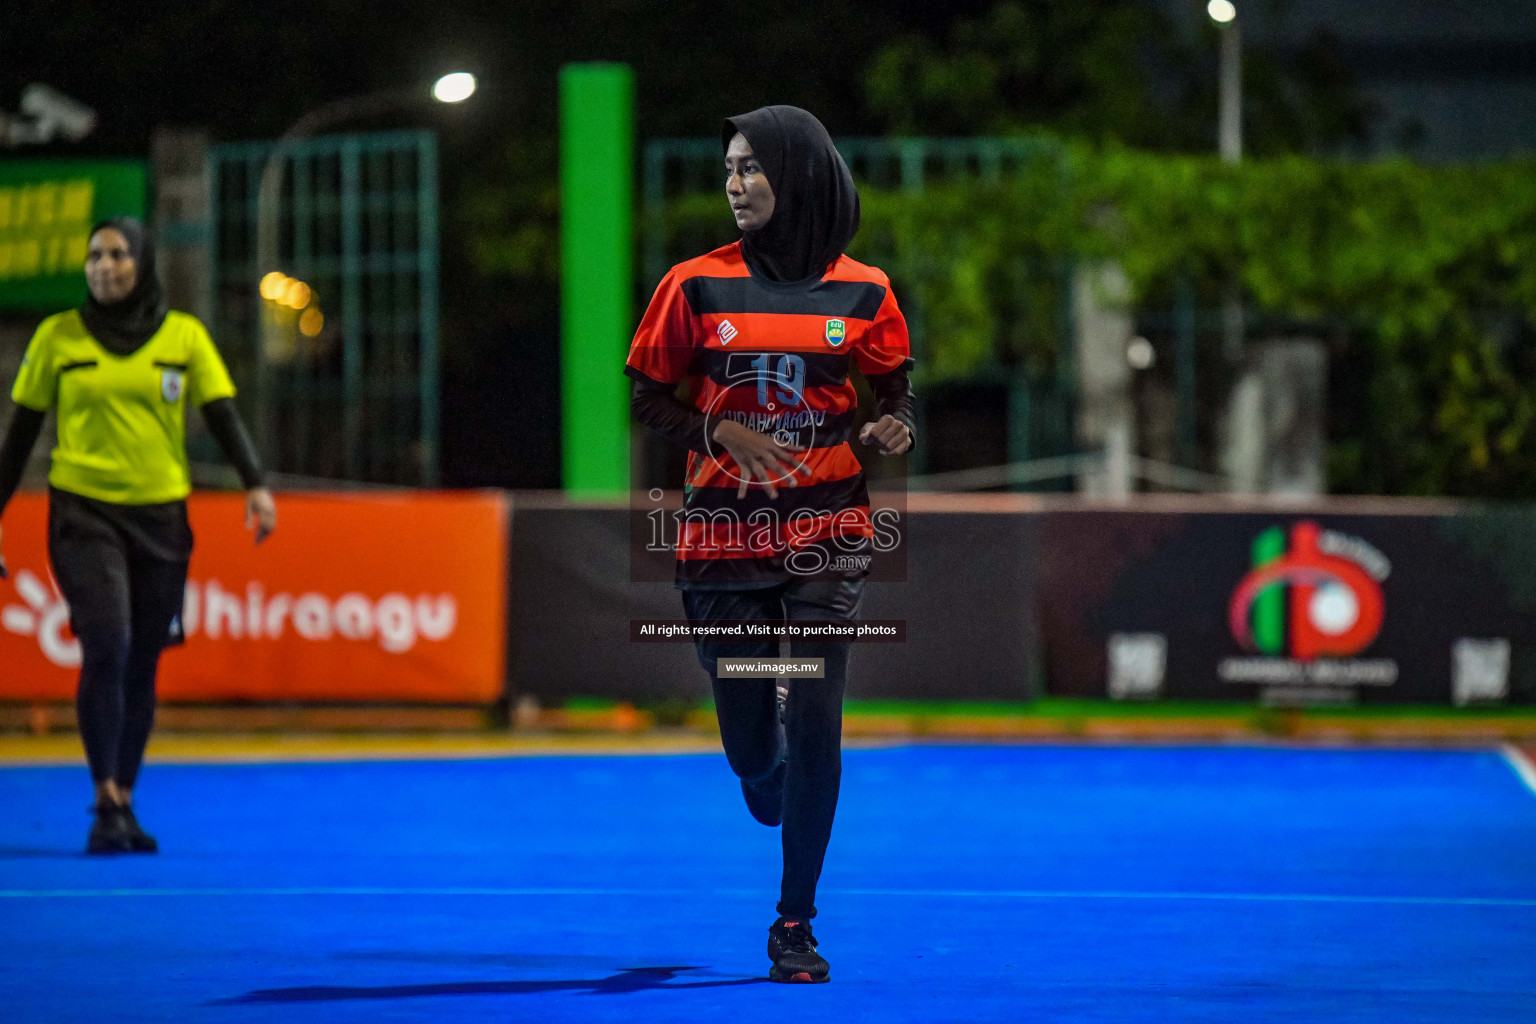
[150,127,211,322]
[151,128,215,464]
[1073,263,1135,499]
[1221,338,1327,495]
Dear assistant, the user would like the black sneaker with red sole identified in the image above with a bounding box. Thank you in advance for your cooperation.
[767,917,830,983]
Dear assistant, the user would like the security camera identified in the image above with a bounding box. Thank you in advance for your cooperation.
[20,84,97,142]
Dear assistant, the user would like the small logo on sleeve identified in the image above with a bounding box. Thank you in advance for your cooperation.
[717,320,738,345]
[825,319,846,347]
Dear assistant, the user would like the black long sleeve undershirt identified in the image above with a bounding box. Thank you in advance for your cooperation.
[0,404,44,517]
[627,360,917,453]
[200,397,266,490]
[866,359,917,444]
[628,368,713,454]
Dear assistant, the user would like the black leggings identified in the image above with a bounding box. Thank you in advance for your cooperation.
[682,577,864,920]
[48,488,191,790]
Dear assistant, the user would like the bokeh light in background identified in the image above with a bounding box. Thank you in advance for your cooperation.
[258,272,315,312]
[1126,336,1155,370]
[281,279,310,310]
[257,271,286,302]
[432,72,476,104]
[1207,0,1237,24]
[298,307,324,337]
[257,271,323,349]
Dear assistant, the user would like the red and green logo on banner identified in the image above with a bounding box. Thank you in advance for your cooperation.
[1229,521,1387,661]
[0,160,146,312]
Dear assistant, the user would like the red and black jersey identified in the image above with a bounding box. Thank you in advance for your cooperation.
[626,241,911,587]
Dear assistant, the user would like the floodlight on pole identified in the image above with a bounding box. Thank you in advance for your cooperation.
[253,74,477,473]
[1209,0,1244,365]
[257,74,478,301]
[1209,2,1242,163]
[432,72,476,104]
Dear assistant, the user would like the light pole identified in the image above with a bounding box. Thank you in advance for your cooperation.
[250,72,475,478]
[1208,0,1244,365]
[1208,0,1241,162]
[254,72,476,299]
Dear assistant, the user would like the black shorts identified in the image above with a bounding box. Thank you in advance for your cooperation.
[48,487,194,648]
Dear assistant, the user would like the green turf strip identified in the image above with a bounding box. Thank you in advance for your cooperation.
[574,696,1536,725]
[843,698,1536,721]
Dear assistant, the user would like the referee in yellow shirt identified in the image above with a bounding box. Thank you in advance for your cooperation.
[0,217,276,854]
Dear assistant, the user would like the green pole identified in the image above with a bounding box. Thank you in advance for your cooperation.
[560,63,634,497]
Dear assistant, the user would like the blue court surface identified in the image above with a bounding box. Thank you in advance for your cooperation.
[3,743,1536,1022]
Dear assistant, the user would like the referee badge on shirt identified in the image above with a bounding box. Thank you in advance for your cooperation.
[825,318,847,347]
[160,368,185,403]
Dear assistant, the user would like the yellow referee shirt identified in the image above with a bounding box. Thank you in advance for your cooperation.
[11,310,237,505]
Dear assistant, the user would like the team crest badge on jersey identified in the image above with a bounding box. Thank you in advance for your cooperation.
[825,319,846,347]
[161,368,184,403]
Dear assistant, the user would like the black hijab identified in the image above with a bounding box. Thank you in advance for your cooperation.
[79,216,167,356]
[723,106,860,284]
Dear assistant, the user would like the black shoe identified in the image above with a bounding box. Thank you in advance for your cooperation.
[86,803,133,855]
[740,757,786,827]
[767,916,830,983]
[117,804,158,853]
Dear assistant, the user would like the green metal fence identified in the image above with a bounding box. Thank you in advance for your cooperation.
[641,136,1077,480]
[207,130,440,485]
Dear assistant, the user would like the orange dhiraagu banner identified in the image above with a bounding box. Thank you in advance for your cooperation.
[0,491,508,703]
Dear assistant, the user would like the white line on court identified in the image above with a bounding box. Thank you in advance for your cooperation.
[1500,743,1536,797]
[2,886,1534,907]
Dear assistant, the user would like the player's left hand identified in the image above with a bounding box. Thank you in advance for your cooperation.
[245,487,277,545]
[859,415,912,456]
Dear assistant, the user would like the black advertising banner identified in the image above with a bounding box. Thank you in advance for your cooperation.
[503,497,1536,706]
[508,504,1038,702]
[1039,508,1536,706]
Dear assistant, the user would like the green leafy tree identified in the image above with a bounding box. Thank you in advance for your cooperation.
[661,147,1536,496]
[865,1,1175,144]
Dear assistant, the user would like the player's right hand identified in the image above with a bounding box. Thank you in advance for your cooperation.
[245,488,277,545]
[711,419,809,499]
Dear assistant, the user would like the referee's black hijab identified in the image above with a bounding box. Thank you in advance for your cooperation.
[80,216,167,356]
[723,106,860,284]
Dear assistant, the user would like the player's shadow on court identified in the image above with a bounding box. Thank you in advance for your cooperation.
[213,966,768,1003]
[0,846,81,859]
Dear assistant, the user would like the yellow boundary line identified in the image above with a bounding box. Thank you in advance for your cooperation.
[0,732,728,766]
[0,727,1519,768]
